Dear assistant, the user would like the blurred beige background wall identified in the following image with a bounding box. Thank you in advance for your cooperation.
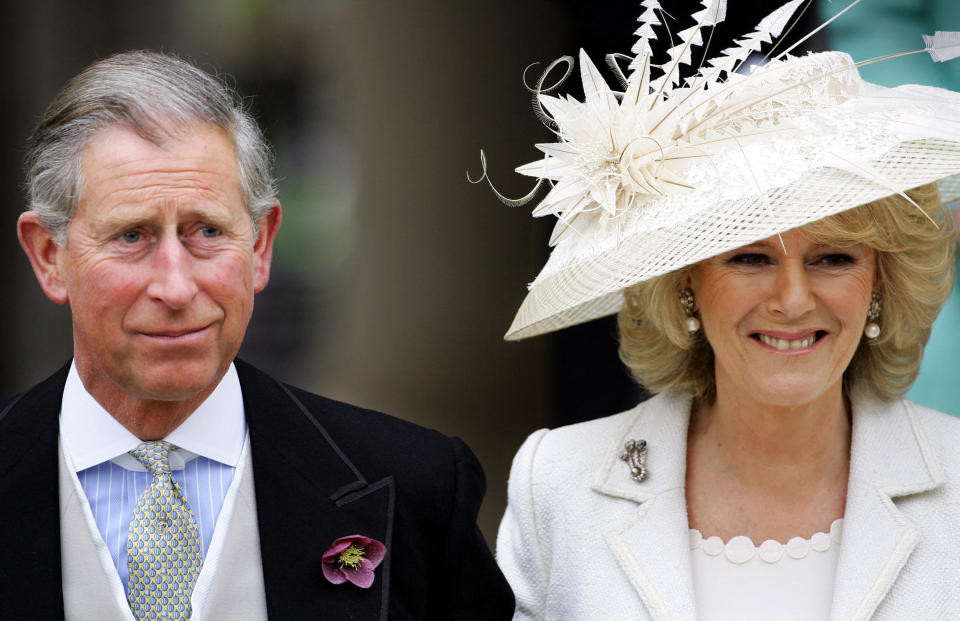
[1,0,573,542]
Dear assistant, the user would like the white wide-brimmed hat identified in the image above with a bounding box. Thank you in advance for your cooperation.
[484,0,960,340]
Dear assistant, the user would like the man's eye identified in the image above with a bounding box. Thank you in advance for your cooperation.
[200,226,221,238]
[121,231,141,243]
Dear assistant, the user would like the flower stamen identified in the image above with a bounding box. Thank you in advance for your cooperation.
[338,544,366,569]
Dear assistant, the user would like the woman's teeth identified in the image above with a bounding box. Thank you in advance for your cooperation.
[757,333,817,350]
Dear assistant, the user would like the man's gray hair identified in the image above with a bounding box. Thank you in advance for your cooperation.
[25,50,277,244]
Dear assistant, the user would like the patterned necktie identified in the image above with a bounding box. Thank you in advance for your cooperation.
[127,441,203,621]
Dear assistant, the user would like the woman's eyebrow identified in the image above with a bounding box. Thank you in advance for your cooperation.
[731,242,771,251]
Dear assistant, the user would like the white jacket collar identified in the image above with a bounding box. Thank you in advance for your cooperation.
[590,390,943,621]
[833,391,941,620]
[847,388,942,496]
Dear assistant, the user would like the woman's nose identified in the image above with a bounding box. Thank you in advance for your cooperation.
[767,260,815,319]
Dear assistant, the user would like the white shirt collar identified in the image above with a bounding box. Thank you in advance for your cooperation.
[60,361,246,472]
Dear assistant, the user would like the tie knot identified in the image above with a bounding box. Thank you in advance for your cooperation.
[129,440,175,477]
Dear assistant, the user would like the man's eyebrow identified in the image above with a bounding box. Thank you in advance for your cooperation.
[90,211,155,229]
[90,205,240,229]
[173,205,238,223]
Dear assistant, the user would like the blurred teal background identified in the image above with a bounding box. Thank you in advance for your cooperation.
[823,0,960,416]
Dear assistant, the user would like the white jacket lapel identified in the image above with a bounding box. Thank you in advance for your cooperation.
[830,393,943,621]
[593,393,698,621]
[197,443,268,621]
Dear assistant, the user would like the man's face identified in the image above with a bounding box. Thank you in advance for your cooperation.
[52,124,277,404]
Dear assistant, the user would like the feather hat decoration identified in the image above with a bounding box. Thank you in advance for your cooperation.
[476,0,960,340]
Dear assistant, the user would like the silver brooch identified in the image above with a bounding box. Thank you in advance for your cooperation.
[620,439,648,483]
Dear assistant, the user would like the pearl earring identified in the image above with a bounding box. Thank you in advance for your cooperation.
[679,288,700,333]
[864,292,881,339]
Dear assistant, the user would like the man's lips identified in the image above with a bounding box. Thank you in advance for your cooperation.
[136,324,214,340]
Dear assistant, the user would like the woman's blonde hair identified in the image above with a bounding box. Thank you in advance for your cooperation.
[618,183,956,402]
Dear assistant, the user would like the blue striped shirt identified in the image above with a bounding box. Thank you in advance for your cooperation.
[77,453,235,591]
[60,362,246,595]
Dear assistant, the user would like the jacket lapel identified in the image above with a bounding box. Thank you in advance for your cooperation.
[238,361,394,621]
[593,393,697,621]
[0,363,69,620]
[589,389,943,621]
[830,392,942,621]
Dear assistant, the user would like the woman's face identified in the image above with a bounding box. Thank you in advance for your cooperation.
[691,228,877,409]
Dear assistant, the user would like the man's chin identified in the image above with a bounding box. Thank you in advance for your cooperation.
[115,360,229,403]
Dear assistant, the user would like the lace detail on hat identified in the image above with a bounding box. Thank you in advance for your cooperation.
[529,51,931,287]
[689,518,843,564]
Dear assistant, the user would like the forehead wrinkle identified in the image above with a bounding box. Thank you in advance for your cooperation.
[75,125,249,238]
[93,167,238,196]
[80,141,242,205]
[88,170,239,211]
[85,194,242,232]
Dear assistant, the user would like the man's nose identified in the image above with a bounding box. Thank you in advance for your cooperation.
[145,235,199,309]
[767,260,815,319]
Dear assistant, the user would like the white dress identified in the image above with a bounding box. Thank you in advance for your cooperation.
[690,519,844,620]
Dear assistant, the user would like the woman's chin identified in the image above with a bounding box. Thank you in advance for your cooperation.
[736,375,841,410]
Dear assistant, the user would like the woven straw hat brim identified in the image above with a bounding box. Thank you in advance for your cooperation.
[506,138,960,341]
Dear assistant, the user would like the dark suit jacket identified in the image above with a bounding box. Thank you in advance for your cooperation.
[0,360,514,620]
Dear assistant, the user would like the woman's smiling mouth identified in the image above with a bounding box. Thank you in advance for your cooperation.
[753,331,827,352]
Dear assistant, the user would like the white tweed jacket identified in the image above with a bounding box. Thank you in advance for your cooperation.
[497,390,960,620]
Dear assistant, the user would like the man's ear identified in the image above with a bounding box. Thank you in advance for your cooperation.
[18,211,69,305]
[252,201,282,293]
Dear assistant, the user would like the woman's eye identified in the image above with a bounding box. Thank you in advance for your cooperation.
[816,254,855,266]
[729,253,769,266]
[121,231,141,244]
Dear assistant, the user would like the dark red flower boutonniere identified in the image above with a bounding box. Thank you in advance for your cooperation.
[321,534,387,588]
